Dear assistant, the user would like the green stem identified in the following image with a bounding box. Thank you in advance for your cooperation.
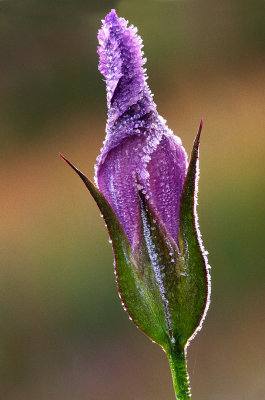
[167,345,191,400]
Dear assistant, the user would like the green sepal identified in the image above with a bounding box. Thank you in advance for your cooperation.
[60,154,171,347]
[177,121,210,346]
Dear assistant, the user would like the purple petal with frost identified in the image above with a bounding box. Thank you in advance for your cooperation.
[96,10,187,248]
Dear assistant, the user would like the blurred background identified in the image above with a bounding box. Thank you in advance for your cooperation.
[0,0,264,399]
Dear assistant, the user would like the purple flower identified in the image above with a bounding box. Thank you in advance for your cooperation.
[60,12,210,397]
[95,10,188,249]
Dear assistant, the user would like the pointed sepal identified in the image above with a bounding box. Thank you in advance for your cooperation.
[177,121,210,346]
[60,154,173,348]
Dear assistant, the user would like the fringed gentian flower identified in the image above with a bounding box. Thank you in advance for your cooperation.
[61,9,211,400]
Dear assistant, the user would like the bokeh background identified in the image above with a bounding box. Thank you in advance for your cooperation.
[1,1,264,399]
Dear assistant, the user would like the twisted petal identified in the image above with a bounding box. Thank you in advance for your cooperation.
[97,10,153,128]
[96,10,188,248]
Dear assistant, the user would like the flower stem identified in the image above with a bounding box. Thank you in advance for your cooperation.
[167,345,191,400]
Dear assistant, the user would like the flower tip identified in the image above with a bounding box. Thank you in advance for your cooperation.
[105,9,118,24]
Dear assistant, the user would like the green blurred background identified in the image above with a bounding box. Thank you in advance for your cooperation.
[0,0,264,399]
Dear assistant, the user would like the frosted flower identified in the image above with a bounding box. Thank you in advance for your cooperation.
[60,11,211,399]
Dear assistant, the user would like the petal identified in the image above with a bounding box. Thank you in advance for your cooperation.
[97,129,187,247]
[97,134,145,247]
[145,134,187,243]
[97,10,151,119]
[96,10,187,247]
[96,9,156,161]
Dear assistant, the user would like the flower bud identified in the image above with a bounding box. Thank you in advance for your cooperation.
[60,10,210,378]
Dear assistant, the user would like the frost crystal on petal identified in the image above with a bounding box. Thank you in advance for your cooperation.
[96,9,188,248]
[97,9,153,128]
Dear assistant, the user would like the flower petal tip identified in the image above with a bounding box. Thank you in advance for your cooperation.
[97,9,149,116]
[104,9,118,24]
